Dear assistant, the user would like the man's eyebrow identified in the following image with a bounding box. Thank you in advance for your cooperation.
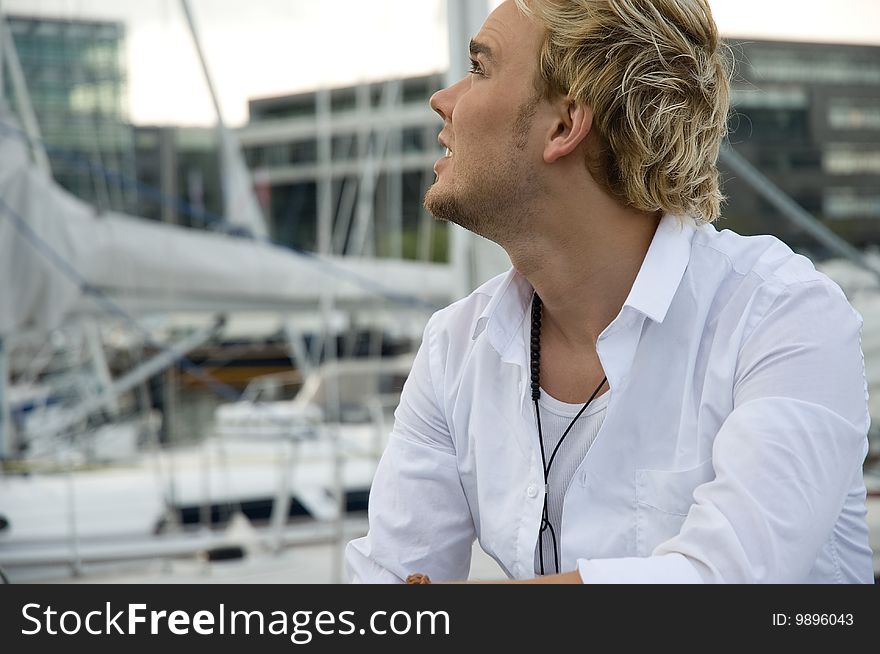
[469,39,496,64]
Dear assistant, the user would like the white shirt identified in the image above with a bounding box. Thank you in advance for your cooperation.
[345,213,874,583]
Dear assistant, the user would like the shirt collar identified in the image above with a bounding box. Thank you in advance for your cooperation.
[622,212,696,324]
[471,212,697,352]
[471,267,532,356]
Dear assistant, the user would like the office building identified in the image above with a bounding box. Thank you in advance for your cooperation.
[4,14,138,215]
[724,39,880,249]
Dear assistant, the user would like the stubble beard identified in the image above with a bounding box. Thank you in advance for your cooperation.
[423,96,541,247]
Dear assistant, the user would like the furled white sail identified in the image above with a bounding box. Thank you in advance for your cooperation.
[0,114,456,338]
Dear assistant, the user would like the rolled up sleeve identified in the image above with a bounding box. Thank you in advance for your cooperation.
[345,315,475,583]
[578,279,870,583]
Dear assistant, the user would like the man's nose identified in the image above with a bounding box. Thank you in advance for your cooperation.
[429,77,467,122]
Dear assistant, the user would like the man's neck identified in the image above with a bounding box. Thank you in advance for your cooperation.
[507,196,661,352]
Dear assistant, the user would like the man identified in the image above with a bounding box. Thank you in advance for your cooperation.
[345,0,874,583]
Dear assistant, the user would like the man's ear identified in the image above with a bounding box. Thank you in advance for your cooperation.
[543,100,593,164]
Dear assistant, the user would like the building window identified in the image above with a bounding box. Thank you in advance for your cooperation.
[793,191,822,215]
[330,89,357,113]
[289,140,317,164]
[254,101,314,121]
[730,87,807,109]
[750,51,880,85]
[332,135,356,159]
[824,149,880,174]
[402,127,423,153]
[403,78,434,104]
[728,108,809,143]
[789,149,822,170]
[755,149,821,172]
[828,102,880,130]
[824,188,880,218]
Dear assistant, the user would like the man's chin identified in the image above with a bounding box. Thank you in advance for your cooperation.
[423,187,459,224]
[423,187,502,243]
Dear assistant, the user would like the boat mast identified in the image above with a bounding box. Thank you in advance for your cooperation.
[0,6,52,175]
[0,7,5,463]
[180,0,267,239]
[0,337,9,462]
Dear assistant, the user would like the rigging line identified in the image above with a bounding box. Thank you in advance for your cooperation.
[0,190,424,430]
[0,195,240,403]
[0,119,442,312]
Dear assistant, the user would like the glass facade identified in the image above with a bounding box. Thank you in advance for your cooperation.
[4,15,138,215]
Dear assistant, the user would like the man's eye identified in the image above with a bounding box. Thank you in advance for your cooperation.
[468,59,484,76]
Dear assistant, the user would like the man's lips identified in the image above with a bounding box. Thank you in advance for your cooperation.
[433,152,451,174]
[438,133,453,158]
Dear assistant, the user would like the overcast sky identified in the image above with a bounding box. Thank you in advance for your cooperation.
[5,0,880,127]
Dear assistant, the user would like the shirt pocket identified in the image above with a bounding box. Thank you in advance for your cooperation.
[635,459,714,557]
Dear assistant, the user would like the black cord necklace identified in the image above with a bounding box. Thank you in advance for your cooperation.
[530,292,607,575]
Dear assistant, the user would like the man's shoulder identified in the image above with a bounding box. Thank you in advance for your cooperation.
[691,223,845,295]
[427,268,513,339]
[687,224,862,344]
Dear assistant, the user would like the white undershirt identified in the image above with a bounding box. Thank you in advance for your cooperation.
[533,387,609,576]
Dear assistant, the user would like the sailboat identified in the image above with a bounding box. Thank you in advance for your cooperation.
[0,1,475,583]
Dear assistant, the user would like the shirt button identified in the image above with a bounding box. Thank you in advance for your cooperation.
[527,483,538,498]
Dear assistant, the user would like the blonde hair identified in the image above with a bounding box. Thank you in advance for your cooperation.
[515,0,732,223]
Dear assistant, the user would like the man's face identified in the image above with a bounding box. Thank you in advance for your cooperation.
[423,0,547,244]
